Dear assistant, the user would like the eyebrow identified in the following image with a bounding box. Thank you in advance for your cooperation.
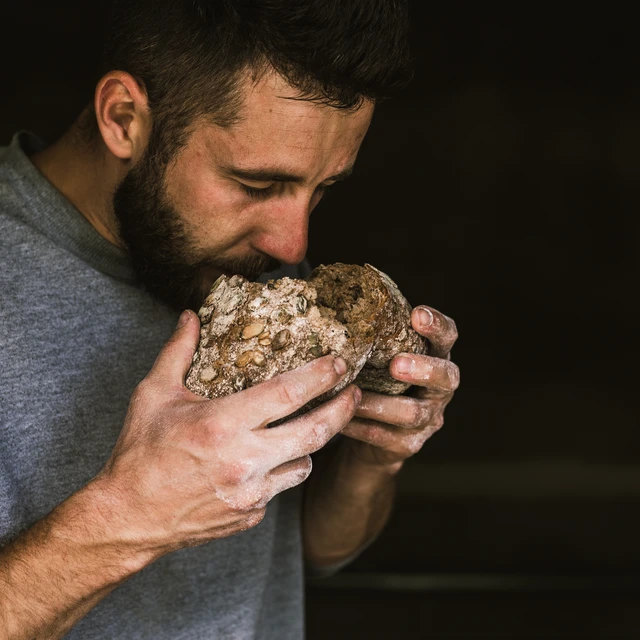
[223,165,354,184]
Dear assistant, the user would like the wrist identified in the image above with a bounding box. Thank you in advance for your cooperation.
[0,478,157,640]
[342,437,405,481]
[303,439,398,568]
[310,437,400,509]
[56,476,160,582]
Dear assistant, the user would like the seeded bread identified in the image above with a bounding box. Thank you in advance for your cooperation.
[185,263,427,412]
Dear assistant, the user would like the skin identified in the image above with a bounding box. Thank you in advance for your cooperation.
[303,305,459,566]
[0,68,459,638]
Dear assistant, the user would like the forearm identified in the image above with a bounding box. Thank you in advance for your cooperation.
[0,478,153,640]
[302,438,401,569]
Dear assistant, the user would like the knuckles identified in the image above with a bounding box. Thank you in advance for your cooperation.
[345,387,362,413]
[333,388,359,422]
[305,422,329,452]
[275,379,308,408]
[424,361,461,393]
[304,389,359,449]
[403,399,430,430]
[446,362,461,391]
[222,457,256,486]
[225,482,267,513]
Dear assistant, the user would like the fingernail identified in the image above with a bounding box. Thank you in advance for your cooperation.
[333,356,348,376]
[176,310,191,328]
[395,356,414,375]
[416,307,434,329]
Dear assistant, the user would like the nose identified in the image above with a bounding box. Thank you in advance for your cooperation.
[252,194,311,265]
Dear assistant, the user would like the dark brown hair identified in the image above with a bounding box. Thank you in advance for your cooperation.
[99,0,412,163]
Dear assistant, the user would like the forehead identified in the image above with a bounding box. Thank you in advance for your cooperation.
[197,71,374,177]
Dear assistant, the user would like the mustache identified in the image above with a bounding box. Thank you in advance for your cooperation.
[196,254,282,283]
[191,254,282,310]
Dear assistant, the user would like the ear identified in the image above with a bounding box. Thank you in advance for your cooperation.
[94,71,151,163]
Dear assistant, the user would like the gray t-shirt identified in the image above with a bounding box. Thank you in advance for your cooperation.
[0,131,308,639]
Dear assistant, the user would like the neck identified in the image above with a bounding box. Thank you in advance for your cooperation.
[30,109,126,248]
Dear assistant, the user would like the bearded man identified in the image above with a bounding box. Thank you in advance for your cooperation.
[0,1,459,638]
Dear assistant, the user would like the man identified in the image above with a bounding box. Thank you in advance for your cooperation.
[0,1,459,638]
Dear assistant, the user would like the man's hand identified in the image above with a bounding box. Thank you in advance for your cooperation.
[301,304,459,569]
[0,309,360,639]
[341,305,460,468]
[98,309,361,555]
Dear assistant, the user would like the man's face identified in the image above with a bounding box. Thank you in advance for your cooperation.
[112,71,374,312]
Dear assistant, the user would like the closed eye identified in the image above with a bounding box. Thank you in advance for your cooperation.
[239,183,277,200]
[240,182,333,201]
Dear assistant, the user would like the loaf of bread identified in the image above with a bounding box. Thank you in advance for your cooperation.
[185,263,427,413]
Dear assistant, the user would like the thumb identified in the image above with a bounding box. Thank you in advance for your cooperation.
[149,310,201,387]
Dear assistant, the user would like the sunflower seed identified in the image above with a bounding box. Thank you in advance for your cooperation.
[204,277,224,303]
[219,291,244,314]
[199,366,218,383]
[308,332,319,345]
[276,309,292,324]
[233,376,246,391]
[272,329,291,351]
[309,345,324,358]
[258,337,272,346]
[296,295,308,314]
[252,351,266,366]
[236,351,255,367]
[242,322,265,340]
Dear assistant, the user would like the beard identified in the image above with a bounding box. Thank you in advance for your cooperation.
[112,145,280,312]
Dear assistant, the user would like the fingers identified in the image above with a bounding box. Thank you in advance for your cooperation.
[412,305,458,359]
[218,355,350,428]
[342,417,441,457]
[263,385,362,463]
[212,456,314,518]
[148,310,201,388]
[390,354,460,394]
[268,455,314,497]
[355,391,434,429]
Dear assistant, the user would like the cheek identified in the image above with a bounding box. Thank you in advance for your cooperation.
[170,171,226,218]
[166,166,247,237]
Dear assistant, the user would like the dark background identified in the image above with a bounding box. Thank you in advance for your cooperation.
[2,3,639,638]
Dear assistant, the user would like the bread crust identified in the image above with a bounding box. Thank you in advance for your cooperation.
[185,263,427,409]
